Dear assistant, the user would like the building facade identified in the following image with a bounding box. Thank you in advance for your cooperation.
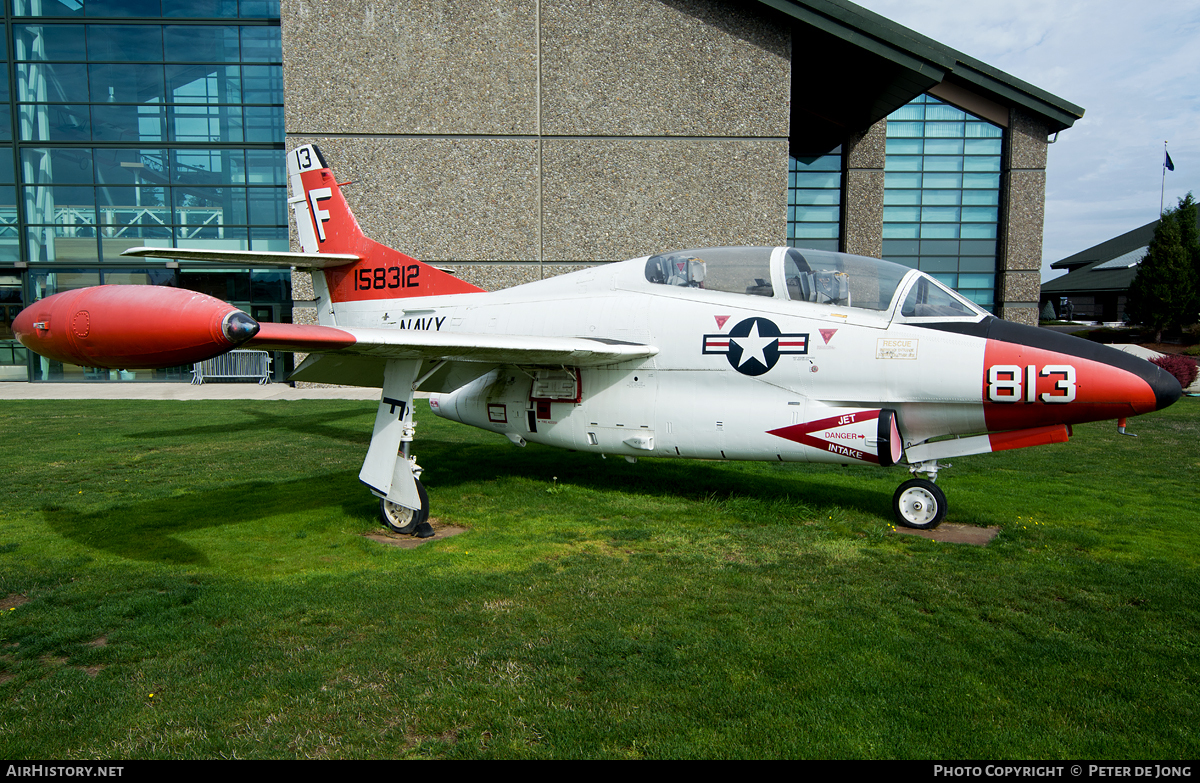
[5,0,1082,381]
[283,0,1081,334]
[0,0,288,381]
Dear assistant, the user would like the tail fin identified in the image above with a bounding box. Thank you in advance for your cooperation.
[287,144,484,304]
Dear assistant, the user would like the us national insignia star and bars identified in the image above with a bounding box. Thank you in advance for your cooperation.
[702,316,808,376]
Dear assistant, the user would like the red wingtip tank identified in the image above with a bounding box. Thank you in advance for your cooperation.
[13,285,259,369]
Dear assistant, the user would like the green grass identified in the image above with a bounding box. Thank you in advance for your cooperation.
[0,397,1197,759]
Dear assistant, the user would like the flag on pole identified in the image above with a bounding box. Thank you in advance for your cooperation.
[1165,151,1175,171]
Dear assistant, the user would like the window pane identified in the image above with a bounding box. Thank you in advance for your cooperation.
[922,173,962,189]
[96,185,169,217]
[170,105,243,142]
[964,138,1002,155]
[27,227,99,263]
[89,63,165,103]
[172,148,232,183]
[922,190,960,206]
[239,0,280,18]
[241,65,280,103]
[925,104,966,121]
[884,155,920,172]
[247,189,285,225]
[25,184,96,223]
[242,106,283,142]
[167,65,241,104]
[87,0,163,17]
[14,0,86,17]
[792,189,839,206]
[963,173,1000,189]
[13,25,86,61]
[921,206,960,223]
[93,148,168,185]
[86,25,163,62]
[163,0,239,16]
[964,156,1000,172]
[962,207,998,223]
[240,26,281,63]
[923,138,964,155]
[91,104,167,142]
[886,121,923,138]
[174,186,247,226]
[18,105,91,141]
[882,223,919,239]
[250,225,287,251]
[245,149,283,185]
[884,190,920,205]
[883,206,919,222]
[16,63,90,101]
[163,26,239,62]
[22,148,94,184]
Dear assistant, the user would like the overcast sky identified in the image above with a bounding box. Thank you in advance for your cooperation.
[850,0,1200,280]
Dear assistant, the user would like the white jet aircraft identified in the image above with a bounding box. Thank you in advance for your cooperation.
[14,144,1182,535]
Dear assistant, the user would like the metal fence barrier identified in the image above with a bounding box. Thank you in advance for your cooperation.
[192,350,272,385]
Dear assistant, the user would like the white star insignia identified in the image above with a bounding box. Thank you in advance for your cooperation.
[732,322,776,369]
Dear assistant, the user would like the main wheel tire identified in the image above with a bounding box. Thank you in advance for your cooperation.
[379,478,430,534]
[892,478,947,530]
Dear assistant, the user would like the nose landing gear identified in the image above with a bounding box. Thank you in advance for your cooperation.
[892,460,948,529]
[892,478,947,530]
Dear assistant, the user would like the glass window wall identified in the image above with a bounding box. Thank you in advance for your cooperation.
[787,150,841,252]
[5,0,288,381]
[883,95,1003,311]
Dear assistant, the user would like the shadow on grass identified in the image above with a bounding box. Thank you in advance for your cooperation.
[127,405,374,446]
[415,437,896,520]
[44,470,366,565]
[45,433,897,565]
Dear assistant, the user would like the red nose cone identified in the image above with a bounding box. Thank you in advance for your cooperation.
[13,286,259,369]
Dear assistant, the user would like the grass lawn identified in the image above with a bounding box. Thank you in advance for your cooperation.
[0,396,1197,759]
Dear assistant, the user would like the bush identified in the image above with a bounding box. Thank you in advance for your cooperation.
[1151,354,1199,389]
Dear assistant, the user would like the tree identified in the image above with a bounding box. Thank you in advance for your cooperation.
[1126,193,1200,342]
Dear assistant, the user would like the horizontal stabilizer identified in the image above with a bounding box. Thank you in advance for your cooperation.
[120,246,360,269]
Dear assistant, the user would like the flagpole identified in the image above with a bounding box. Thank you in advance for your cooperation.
[1161,140,1169,216]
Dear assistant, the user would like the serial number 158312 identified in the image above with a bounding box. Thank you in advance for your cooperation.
[354,265,420,290]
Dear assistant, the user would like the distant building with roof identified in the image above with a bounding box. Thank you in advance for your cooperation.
[1042,210,1200,322]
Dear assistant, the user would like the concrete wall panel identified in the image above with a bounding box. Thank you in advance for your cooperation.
[541,138,788,261]
[540,0,789,136]
[295,137,539,262]
[283,0,537,135]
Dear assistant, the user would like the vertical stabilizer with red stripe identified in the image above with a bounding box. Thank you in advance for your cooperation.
[287,144,484,306]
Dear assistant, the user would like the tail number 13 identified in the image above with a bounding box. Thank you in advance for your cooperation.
[988,364,1076,403]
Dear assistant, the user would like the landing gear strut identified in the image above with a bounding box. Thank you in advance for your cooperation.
[362,358,435,538]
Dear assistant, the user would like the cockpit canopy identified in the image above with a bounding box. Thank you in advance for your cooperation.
[645,246,983,318]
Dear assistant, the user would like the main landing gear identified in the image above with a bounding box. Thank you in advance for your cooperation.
[892,460,948,530]
[380,477,433,537]
[363,359,435,539]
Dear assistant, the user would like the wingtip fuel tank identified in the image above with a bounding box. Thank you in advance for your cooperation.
[13,285,259,369]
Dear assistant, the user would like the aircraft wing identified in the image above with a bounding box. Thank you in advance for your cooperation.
[121,246,360,269]
[245,322,658,390]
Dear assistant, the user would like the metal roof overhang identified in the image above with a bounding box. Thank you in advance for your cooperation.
[759,0,1084,154]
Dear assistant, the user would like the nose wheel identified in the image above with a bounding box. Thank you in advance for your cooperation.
[892,478,947,530]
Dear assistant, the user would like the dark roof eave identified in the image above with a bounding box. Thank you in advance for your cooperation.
[760,0,1084,131]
